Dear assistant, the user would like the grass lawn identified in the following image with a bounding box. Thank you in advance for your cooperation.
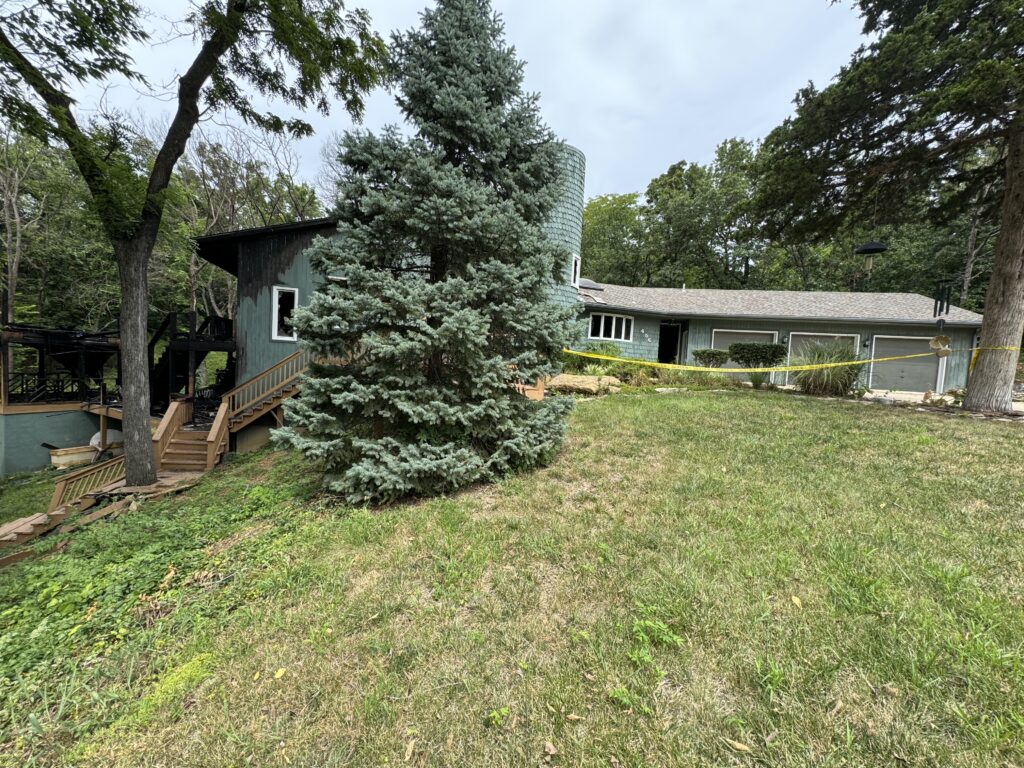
[0,469,59,526]
[0,391,1022,767]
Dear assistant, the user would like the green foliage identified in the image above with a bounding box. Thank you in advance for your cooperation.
[756,1,1017,241]
[792,341,862,397]
[561,342,621,373]
[727,343,787,369]
[728,342,786,390]
[653,368,734,390]
[278,0,577,504]
[692,348,729,368]
[580,193,653,285]
[485,706,510,727]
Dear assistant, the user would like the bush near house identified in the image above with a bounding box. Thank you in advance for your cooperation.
[562,342,622,373]
[792,341,862,397]
[728,342,788,389]
[692,348,730,368]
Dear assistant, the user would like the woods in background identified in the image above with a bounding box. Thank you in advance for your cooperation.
[0,124,322,331]
[581,137,998,311]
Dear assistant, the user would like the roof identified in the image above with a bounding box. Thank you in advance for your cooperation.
[578,282,984,327]
[195,217,338,276]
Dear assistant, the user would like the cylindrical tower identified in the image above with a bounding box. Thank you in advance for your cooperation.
[545,143,586,308]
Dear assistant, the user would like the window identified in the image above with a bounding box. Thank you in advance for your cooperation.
[589,312,633,342]
[571,253,581,288]
[272,286,298,341]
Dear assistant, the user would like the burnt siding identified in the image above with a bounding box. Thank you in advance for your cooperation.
[236,228,333,382]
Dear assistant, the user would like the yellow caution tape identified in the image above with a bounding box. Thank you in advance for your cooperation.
[563,346,1020,375]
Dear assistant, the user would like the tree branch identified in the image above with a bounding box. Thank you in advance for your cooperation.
[0,25,118,239]
[141,0,251,241]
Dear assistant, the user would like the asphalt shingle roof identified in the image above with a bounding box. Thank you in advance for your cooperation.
[578,282,983,327]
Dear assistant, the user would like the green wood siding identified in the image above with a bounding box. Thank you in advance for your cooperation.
[235,227,331,382]
[0,410,99,476]
[578,310,979,391]
[235,146,587,381]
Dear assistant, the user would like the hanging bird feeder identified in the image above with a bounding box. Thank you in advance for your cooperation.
[854,241,888,274]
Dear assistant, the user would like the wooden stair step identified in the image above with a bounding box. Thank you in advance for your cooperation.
[167,439,208,451]
[173,431,209,441]
[162,459,208,469]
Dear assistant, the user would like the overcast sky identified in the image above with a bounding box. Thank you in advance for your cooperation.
[75,1,867,200]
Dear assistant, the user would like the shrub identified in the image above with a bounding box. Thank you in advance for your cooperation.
[728,342,788,389]
[607,360,653,386]
[692,348,729,368]
[582,364,609,376]
[791,341,862,396]
[655,368,735,390]
[728,342,788,369]
[562,341,621,373]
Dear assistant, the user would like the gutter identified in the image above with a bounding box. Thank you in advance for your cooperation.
[580,302,984,328]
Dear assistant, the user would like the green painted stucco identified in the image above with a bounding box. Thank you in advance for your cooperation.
[0,409,99,476]
[581,309,979,392]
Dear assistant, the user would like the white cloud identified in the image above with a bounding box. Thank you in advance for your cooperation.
[69,0,866,200]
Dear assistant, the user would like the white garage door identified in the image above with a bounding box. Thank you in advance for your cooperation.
[712,330,779,381]
[786,333,859,384]
[870,336,942,392]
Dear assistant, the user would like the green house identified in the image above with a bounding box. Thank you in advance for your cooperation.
[576,281,983,392]
[195,143,588,386]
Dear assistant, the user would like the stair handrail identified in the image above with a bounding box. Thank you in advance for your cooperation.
[223,348,311,420]
[48,455,126,513]
[148,312,176,366]
[152,399,194,472]
[206,400,230,469]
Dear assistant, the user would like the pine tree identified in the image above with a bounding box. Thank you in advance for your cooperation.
[277,0,578,504]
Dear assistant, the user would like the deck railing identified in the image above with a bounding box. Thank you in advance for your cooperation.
[48,456,126,513]
[224,349,311,421]
[152,399,194,471]
[206,401,230,469]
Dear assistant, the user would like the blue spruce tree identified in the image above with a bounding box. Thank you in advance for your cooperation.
[277,0,578,504]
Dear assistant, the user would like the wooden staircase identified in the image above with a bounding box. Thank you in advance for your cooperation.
[224,349,311,433]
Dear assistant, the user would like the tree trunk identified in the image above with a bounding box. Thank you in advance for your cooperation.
[961,213,981,305]
[115,237,157,486]
[964,125,1024,413]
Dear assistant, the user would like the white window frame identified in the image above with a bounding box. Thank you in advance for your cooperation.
[711,328,780,383]
[588,312,634,343]
[571,253,581,288]
[868,334,946,392]
[271,285,299,342]
[784,331,860,385]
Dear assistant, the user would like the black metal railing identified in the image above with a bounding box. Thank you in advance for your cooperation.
[5,371,95,403]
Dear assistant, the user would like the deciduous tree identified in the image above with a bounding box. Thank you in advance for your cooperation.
[0,0,387,484]
[756,0,1023,411]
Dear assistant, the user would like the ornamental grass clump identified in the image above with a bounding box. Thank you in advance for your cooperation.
[792,341,862,396]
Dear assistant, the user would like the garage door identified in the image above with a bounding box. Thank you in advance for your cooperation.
[786,333,859,384]
[712,330,779,380]
[870,336,941,392]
